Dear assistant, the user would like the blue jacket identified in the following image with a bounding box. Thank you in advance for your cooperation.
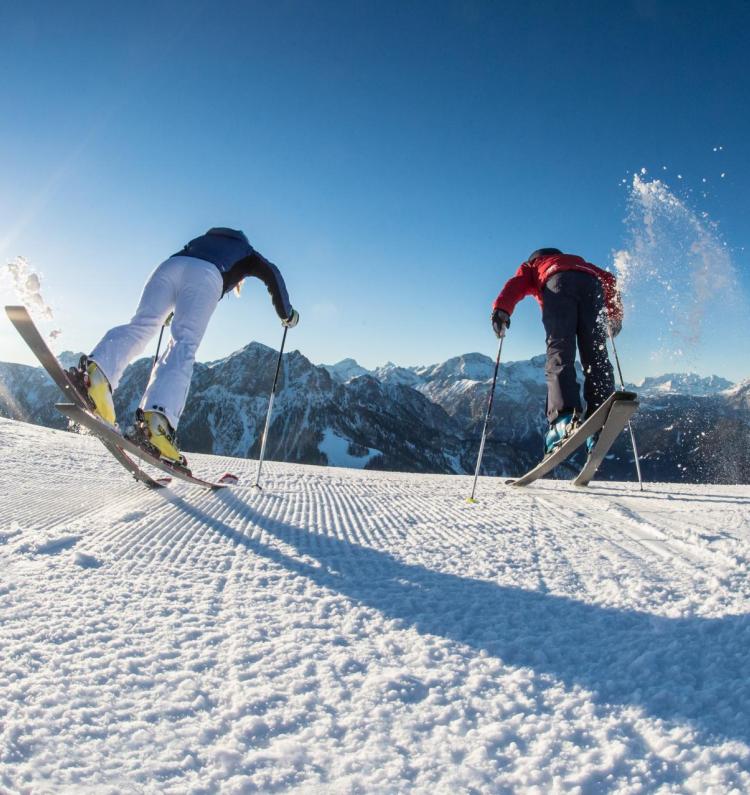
[175,228,253,274]
[174,228,292,319]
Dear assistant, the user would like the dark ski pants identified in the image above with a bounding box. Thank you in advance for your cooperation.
[542,270,614,423]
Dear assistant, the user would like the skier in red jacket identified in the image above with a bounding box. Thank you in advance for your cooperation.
[491,248,623,455]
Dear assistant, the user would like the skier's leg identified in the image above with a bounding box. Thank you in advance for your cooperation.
[89,259,179,389]
[542,273,582,422]
[577,277,615,417]
[141,259,223,429]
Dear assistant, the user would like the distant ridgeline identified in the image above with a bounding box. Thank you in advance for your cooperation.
[1,344,748,485]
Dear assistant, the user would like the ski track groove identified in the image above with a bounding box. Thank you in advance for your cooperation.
[527,498,594,599]
[117,501,199,577]
[163,491,236,569]
[556,495,705,609]
[546,490,682,569]
[531,483,750,615]
[523,499,549,593]
[1,479,149,536]
[535,493,667,582]
[575,487,740,574]
[101,497,187,559]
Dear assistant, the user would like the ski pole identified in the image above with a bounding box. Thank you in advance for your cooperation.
[253,325,289,490]
[467,335,504,503]
[148,311,174,384]
[608,328,644,491]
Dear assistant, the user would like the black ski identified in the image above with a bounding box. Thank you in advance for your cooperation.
[5,305,167,489]
[572,397,638,487]
[56,403,238,490]
[506,390,638,487]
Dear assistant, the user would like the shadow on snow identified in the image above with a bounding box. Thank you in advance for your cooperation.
[162,488,750,748]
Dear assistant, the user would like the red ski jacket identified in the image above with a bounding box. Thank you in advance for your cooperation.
[492,253,623,323]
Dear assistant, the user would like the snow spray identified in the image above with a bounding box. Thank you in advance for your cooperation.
[2,256,60,341]
[614,174,743,363]
[613,173,749,483]
[612,174,744,369]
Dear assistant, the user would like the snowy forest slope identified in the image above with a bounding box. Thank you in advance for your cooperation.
[1,418,750,792]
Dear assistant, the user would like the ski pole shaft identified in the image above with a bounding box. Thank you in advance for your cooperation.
[468,335,504,502]
[149,312,174,384]
[253,326,289,489]
[608,328,644,491]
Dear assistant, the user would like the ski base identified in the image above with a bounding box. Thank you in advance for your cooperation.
[572,399,638,487]
[506,391,638,487]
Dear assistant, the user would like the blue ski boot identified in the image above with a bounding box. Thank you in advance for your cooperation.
[585,431,600,456]
[544,411,578,456]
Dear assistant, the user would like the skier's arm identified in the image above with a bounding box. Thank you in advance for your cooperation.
[233,252,295,321]
[595,269,624,335]
[492,262,536,315]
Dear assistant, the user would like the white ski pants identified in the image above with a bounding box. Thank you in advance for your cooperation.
[90,256,223,429]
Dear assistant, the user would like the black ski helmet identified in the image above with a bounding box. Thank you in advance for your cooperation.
[527,247,562,262]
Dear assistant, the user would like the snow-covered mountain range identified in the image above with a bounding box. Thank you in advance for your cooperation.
[1,346,748,483]
[633,372,735,398]
[325,354,737,400]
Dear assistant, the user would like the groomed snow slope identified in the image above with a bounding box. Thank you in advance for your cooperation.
[1,418,750,794]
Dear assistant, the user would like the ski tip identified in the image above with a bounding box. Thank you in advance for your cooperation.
[5,305,29,323]
[218,473,239,486]
[614,389,638,401]
[504,479,518,486]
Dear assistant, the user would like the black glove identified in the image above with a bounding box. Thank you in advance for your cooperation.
[491,308,510,338]
[282,309,299,328]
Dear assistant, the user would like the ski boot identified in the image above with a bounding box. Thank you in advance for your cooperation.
[544,411,579,456]
[133,408,188,467]
[69,356,116,425]
[585,431,600,456]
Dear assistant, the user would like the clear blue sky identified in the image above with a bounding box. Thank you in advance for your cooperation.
[1,0,748,381]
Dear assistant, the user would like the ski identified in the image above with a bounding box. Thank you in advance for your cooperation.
[94,433,172,489]
[5,305,167,489]
[506,390,638,487]
[55,402,238,489]
[572,397,639,487]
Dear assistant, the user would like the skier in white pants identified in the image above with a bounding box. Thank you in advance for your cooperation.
[81,228,299,463]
